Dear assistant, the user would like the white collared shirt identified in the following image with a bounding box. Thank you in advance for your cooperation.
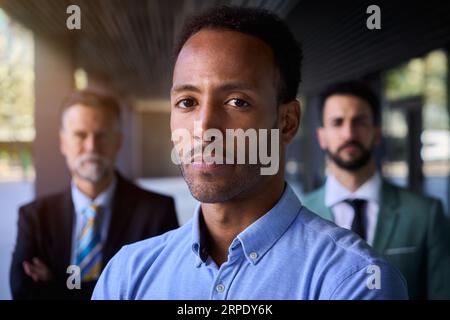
[324,173,381,245]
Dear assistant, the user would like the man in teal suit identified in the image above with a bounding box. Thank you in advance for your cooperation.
[303,81,450,299]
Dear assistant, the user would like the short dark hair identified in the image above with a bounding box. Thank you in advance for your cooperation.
[319,81,380,126]
[60,90,121,128]
[174,5,303,104]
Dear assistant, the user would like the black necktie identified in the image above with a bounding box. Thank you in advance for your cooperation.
[345,199,367,240]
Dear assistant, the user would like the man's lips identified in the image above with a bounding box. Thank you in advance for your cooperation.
[81,159,103,166]
[341,145,360,152]
[191,162,223,170]
[338,143,363,154]
[188,158,229,172]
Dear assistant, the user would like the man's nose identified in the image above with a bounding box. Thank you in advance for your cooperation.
[342,122,357,140]
[196,99,222,133]
[83,134,99,152]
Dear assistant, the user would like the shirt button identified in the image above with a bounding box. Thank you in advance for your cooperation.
[216,284,225,293]
[249,252,258,260]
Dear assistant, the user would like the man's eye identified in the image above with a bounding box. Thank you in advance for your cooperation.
[226,98,250,108]
[74,132,87,140]
[176,98,197,109]
[331,119,343,127]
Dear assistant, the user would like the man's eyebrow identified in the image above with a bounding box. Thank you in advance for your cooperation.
[352,113,371,120]
[218,82,255,92]
[329,116,343,122]
[171,82,256,94]
[171,84,200,94]
[329,113,369,121]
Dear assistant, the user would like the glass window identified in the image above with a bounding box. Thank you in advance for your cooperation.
[74,68,87,90]
[383,49,449,214]
[0,9,35,182]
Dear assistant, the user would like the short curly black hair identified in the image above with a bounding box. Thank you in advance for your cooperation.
[319,81,381,126]
[174,5,303,104]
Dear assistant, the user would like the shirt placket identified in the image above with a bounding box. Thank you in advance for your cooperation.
[209,244,245,300]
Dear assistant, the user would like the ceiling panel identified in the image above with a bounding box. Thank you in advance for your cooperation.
[0,0,300,98]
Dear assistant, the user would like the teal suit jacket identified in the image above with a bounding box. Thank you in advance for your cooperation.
[303,181,450,299]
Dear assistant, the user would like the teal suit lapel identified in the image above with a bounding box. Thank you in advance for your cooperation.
[372,182,400,254]
[311,186,334,221]
[324,206,334,222]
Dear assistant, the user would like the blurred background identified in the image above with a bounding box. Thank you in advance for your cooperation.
[0,0,449,299]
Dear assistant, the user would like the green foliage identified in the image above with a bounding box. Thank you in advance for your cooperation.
[0,8,35,142]
[384,49,449,130]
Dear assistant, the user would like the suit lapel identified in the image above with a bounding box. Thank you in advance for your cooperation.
[316,186,335,221]
[52,189,74,276]
[372,182,399,254]
[103,174,134,264]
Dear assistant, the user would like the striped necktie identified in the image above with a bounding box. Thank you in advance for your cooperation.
[76,203,102,282]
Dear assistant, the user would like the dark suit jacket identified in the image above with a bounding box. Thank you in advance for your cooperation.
[303,181,450,300]
[10,173,179,300]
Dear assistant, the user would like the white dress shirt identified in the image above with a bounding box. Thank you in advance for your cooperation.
[324,173,381,245]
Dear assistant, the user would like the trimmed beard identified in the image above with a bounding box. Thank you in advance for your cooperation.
[180,162,263,203]
[326,141,373,171]
[180,120,279,203]
[73,153,112,184]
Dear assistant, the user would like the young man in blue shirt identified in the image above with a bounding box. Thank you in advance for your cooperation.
[93,6,408,300]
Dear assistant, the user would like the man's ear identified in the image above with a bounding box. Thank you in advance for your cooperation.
[278,99,300,144]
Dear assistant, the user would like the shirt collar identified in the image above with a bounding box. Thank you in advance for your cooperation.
[71,176,117,215]
[325,172,381,207]
[191,183,302,267]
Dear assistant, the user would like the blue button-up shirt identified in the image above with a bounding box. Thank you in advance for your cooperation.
[92,184,408,300]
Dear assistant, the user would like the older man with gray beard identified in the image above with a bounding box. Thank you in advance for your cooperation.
[10,90,179,300]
